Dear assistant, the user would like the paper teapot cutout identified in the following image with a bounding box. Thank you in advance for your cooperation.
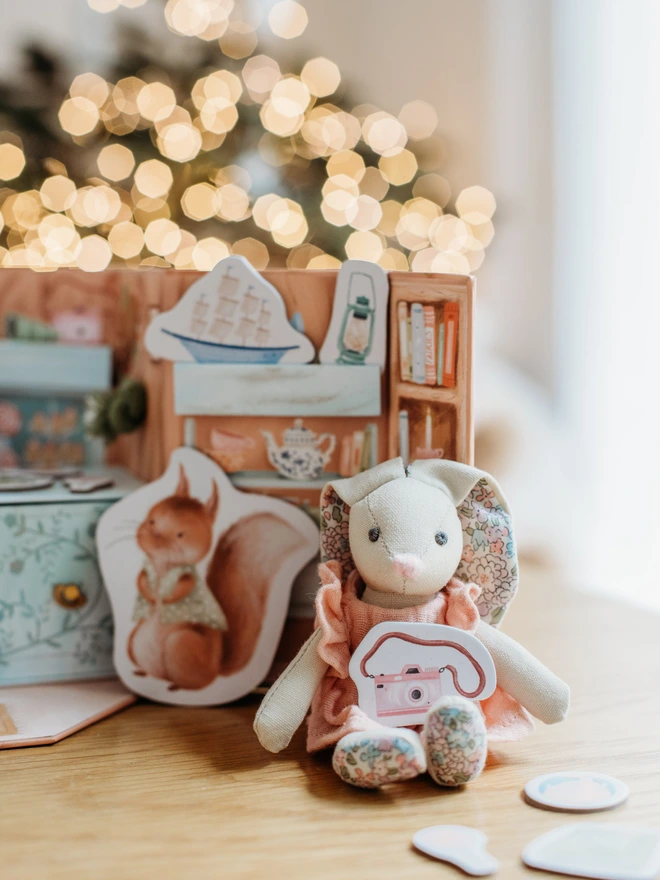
[349,622,496,727]
[263,420,336,481]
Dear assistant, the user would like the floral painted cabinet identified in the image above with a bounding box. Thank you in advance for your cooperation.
[0,469,141,685]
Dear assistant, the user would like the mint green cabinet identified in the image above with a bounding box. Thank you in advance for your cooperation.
[0,469,141,685]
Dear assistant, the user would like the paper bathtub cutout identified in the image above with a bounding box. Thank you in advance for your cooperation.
[522,824,660,880]
[145,255,315,364]
[96,447,319,706]
[349,621,496,727]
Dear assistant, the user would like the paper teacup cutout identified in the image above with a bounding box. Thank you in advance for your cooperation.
[413,825,499,876]
[525,771,629,813]
[522,823,660,880]
[349,622,496,727]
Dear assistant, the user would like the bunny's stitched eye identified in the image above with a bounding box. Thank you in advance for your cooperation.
[177,532,184,539]
[368,527,380,542]
[435,531,448,546]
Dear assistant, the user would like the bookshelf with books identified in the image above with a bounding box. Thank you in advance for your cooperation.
[387,273,474,465]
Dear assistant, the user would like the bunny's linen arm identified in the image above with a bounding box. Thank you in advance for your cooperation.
[254,628,328,753]
[475,621,569,724]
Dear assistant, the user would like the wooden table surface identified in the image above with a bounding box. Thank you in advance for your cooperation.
[3,565,659,879]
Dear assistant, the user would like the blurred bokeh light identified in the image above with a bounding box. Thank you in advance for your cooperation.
[1,1,496,271]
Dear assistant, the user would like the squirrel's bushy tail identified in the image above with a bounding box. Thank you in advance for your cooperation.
[207,513,306,676]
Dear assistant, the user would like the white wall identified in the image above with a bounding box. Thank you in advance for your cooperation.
[554,0,660,605]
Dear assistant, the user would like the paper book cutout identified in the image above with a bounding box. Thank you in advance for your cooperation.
[145,256,315,365]
[320,260,389,370]
[411,302,426,384]
[349,621,496,727]
[413,826,499,877]
[97,446,318,706]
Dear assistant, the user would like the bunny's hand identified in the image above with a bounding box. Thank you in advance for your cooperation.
[475,621,570,724]
[254,628,328,753]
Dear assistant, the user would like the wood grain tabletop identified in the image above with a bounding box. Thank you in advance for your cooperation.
[3,564,659,879]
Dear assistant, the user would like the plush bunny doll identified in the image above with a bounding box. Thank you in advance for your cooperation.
[254,458,569,789]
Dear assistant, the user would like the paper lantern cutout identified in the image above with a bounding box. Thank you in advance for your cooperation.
[145,255,315,364]
[96,447,319,706]
[320,259,389,370]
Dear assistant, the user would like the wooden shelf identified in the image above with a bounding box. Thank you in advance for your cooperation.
[394,381,459,403]
[0,341,112,394]
[388,275,474,464]
[174,363,381,417]
[229,470,341,490]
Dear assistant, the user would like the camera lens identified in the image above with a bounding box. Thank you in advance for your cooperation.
[410,688,422,701]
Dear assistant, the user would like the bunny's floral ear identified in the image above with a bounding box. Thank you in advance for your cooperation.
[319,484,352,578]
[454,475,518,627]
[408,459,518,627]
[319,459,406,578]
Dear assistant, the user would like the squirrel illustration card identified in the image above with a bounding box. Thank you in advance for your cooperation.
[97,447,319,706]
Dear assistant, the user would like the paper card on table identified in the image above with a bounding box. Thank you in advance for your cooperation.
[145,255,315,365]
[522,823,660,880]
[349,621,496,727]
[413,825,499,877]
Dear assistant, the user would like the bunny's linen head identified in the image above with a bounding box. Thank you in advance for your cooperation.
[327,458,490,597]
[349,478,463,595]
[137,464,219,569]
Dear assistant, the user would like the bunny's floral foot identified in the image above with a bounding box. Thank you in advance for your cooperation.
[332,729,426,789]
[423,695,487,787]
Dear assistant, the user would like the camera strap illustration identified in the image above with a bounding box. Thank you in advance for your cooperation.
[359,631,487,699]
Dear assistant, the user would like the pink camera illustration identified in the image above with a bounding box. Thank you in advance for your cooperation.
[374,664,445,718]
[349,623,497,726]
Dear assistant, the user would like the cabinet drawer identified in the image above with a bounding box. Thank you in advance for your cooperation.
[0,501,115,685]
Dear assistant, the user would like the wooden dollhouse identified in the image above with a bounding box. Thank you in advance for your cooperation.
[0,267,474,676]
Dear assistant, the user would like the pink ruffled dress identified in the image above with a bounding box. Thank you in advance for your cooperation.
[307,561,533,753]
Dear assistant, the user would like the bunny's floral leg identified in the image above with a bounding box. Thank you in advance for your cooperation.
[423,696,487,787]
[332,728,426,789]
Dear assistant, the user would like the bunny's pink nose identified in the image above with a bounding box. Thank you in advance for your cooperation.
[392,553,424,580]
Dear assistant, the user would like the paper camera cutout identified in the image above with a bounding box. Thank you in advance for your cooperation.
[349,621,496,727]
